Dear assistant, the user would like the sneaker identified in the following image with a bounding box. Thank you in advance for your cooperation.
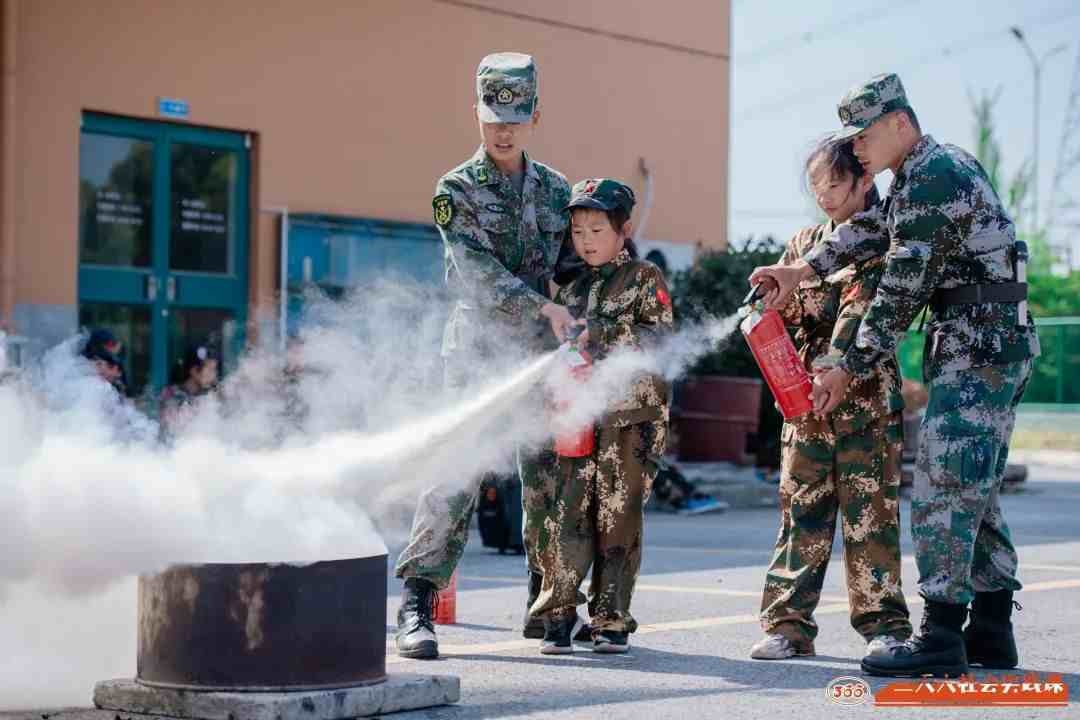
[523,572,593,641]
[394,577,439,659]
[593,629,630,654]
[573,618,594,642]
[749,633,815,660]
[865,634,904,659]
[540,614,584,655]
[527,613,592,641]
[675,494,729,516]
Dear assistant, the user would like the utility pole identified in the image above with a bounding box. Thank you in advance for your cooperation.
[1010,27,1066,234]
[1050,47,1080,273]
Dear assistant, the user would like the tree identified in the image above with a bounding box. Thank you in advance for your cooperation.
[970,87,1077,312]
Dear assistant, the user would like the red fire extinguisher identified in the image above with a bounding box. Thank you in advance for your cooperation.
[740,286,813,420]
[553,344,595,458]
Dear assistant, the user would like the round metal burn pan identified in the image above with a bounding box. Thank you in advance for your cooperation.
[137,555,388,692]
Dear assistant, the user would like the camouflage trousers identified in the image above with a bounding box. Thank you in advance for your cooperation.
[393,446,556,589]
[761,411,912,645]
[528,419,666,634]
[393,355,556,590]
[913,359,1031,605]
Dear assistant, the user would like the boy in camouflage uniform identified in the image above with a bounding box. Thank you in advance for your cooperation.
[751,74,1040,677]
[395,52,584,659]
[752,138,912,663]
[529,179,674,654]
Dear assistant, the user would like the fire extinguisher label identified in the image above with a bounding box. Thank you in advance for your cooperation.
[759,336,807,391]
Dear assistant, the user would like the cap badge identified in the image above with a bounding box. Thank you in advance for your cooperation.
[496,88,514,105]
[839,106,852,124]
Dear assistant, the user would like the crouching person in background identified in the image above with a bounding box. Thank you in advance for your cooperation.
[530,179,674,654]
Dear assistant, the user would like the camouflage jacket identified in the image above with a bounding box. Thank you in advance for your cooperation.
[802,135,1040,379]
[555,249,674,426]
[434,146,571,357]
[780,221,904,435]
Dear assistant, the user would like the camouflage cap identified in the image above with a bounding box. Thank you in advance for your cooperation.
[833,73,910,140]
[476,52,538,124]
[566,178,636,213]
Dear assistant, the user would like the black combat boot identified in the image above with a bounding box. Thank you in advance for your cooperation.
[965,590,1020,669]
[523,571,545,639]
[395,577,439,659]
[861,601,968,678]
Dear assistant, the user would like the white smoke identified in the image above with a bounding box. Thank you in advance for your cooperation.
[0,277,745,708]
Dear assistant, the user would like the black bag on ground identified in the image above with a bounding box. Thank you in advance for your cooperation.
[476,473,524,554]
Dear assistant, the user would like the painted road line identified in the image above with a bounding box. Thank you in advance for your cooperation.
[1023,564,1080,573]
[899,557,1080,574]
[457,577,847,603]
[635,583,849,604]
[387,578,1080,663]
[649,545,771,557]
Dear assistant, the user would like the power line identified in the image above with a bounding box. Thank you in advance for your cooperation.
[430,0,729,61]
[735,0,922,68]
[735,4,1080,122]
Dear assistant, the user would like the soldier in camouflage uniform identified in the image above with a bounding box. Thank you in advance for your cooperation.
[394,52,584,659]
[752,138,912,663]
[529,178,674,654]
[751,74,1040,677]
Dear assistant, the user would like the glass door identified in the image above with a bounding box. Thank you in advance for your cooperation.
[78,113,249,399]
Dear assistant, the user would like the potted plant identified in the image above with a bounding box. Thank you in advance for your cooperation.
[670,236,784,465]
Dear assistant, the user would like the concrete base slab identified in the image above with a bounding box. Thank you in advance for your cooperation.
[93,674,460,720]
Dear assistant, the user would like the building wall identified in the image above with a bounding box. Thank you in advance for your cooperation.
[3,0,729,341]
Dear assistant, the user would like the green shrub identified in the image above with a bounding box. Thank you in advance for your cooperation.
[671,236,783,377]
[671,236,786,466]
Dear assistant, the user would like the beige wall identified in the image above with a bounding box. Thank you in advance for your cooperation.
[7,0,729,318]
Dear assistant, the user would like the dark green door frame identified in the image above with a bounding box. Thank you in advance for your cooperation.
[78,112,249,393]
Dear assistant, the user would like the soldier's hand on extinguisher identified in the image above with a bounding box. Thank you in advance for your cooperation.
[811,366,852,416]
[541,302,577,342]
[572,323,589,348]
[748,260,816,310]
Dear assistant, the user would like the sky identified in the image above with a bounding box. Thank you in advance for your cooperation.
[729,0,1080,269]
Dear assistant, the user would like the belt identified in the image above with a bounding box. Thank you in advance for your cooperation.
[930,282,1027,309]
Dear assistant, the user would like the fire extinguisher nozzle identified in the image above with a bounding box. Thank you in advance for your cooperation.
[741,283,766,308]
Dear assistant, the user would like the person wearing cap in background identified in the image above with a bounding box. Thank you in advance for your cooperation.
[750,73,1040,678]
[528,178,673,654]
[394,51,585,659]
[82,328,127,395]
[159,344,219,437]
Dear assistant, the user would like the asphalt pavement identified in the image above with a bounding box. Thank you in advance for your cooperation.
[380,460,1080,719]
[5,461,1078,720]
